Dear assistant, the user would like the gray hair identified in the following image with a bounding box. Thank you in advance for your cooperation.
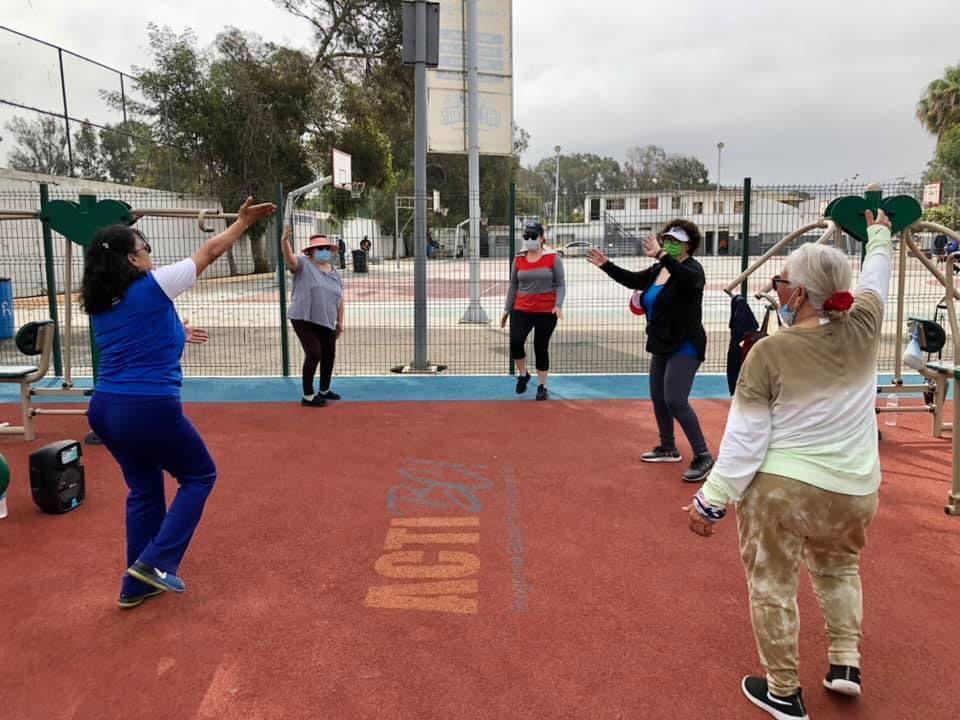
[784,243,853,319]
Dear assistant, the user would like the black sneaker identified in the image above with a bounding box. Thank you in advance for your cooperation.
[741,676,809,720]
[641,446,682,463]
[823,665,861,697]
[301,395,327,407]
[515,372,532,394]
[536,385,548,401]
[682,453,714,482]
[319,390,341,400]
[118,588,163,610]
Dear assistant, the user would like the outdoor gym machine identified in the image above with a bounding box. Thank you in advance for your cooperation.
[725,182,960,515]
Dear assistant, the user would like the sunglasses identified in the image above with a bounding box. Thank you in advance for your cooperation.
[772,274,791,290]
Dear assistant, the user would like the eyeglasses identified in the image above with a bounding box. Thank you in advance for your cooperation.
[772,274,791,290]
[133,242,152,255]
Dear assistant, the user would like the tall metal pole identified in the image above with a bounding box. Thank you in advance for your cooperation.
[412,0,429,370]
[58,49,74,177]
[39,184,63,377]
[740,177,751,297]
[553,145,561,243]
[714,141,724,255]
[461,0,488,324]
[275,183,290,377]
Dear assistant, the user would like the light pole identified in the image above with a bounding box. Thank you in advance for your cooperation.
[553,145,561,245]
[715,141,725,255]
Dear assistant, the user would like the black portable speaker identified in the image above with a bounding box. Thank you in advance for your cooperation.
[30,440,85,514]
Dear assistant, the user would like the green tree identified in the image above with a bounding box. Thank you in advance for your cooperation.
[5,116,69,176]
[74,120,106,181]
[624,144,710,189]
[126,25,319,272]
[917,62,960,142]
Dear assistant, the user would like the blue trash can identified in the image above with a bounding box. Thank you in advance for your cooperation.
[0,279,14,340]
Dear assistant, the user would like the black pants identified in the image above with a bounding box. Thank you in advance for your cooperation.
[509,310,558,372]
[292,319,337,395]
[649,352,708,456]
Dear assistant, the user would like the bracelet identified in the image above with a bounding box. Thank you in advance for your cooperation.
[693,490,726,522]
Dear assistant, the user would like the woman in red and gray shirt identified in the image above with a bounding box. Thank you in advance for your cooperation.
[499,221,566,401]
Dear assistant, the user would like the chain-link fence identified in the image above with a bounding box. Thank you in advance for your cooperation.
[0,179,958,378]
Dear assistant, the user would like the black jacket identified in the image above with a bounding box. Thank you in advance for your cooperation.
[600,254,707,360]
[726,294,759,395]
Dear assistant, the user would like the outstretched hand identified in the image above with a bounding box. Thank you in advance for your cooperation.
[642,234,662,258]
[183,318,209,345]
[586,248,608,267]
[237,196,277,228]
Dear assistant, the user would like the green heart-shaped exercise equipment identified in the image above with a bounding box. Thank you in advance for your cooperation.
[43,196,134,247]
[826,194,922,242]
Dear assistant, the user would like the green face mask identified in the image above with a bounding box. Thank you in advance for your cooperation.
[662,240,684,258]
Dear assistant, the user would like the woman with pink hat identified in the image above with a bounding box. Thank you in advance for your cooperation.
[282,227,344,406]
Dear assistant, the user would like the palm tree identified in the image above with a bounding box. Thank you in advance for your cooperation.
[917,63,960,142]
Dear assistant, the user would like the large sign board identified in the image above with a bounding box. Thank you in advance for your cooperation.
[427,0,513,156]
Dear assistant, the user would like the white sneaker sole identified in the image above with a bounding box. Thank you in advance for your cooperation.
[823,679,861,697]
[641,456,682,463]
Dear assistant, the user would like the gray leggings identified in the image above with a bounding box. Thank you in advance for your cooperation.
[649,353,708,456]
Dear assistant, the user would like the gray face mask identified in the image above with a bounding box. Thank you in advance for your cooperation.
[523,239,541,251]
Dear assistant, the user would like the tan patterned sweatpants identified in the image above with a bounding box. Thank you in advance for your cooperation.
[737,472,879,696]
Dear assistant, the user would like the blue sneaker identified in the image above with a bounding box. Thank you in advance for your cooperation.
[126,560,186,593]
[118,588,163,609]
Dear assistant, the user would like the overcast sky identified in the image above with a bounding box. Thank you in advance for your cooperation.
[1,0,958,184]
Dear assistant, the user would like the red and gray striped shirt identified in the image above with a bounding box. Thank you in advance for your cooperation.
[505,251,566,313]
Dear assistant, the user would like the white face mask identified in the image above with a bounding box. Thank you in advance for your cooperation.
[523,239,541,251]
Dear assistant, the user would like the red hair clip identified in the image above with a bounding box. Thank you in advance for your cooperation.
[823,291,854,312]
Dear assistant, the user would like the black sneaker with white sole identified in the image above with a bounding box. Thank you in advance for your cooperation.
[823,665,861,697]
[640,446,682,463]
[535,385,548,401]
[682,453,714,482]
[741,676,809,720]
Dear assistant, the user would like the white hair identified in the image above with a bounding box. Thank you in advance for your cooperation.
[784,243,853,319]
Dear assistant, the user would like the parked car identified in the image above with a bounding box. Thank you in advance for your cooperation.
[556,240,594,257]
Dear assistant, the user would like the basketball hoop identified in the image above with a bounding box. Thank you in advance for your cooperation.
[347,182,366,200]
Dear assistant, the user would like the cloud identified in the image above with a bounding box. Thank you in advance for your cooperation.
[2,0,958,184]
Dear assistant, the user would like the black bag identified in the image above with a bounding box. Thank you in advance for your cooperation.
[30,440,85,514]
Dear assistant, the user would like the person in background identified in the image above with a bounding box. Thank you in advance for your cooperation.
[337,236,347,270]
[500,221,565,401]
[587,220,713,482]
[282,228,345,406]
[360,236,371,254]
[82,197,276,608]
[685,210,894,720]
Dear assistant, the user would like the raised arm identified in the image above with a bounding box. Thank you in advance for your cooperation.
[191,197,276,277]
[587,248,656,290]
[281,225,301,273]
[855,210,893,306]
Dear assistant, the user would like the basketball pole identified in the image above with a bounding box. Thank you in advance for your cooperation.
[461,0,489,324]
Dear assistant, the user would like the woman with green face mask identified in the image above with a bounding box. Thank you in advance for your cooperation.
[282,228,345,406]
[587,219,713,482]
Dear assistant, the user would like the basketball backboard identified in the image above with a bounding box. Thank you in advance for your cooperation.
[332,148,352,190]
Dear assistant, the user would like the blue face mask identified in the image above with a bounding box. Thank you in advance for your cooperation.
[313,249,333,263]
[778,289,800,327]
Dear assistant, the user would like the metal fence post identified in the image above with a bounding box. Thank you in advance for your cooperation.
[275,182,290,377]
[508,182,516,376]
[740,177,751,297]
[38,183,64,377]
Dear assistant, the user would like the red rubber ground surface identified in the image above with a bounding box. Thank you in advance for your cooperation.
[0,399,957,720]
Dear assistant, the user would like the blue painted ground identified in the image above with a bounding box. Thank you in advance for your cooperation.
[0,373,941,404]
